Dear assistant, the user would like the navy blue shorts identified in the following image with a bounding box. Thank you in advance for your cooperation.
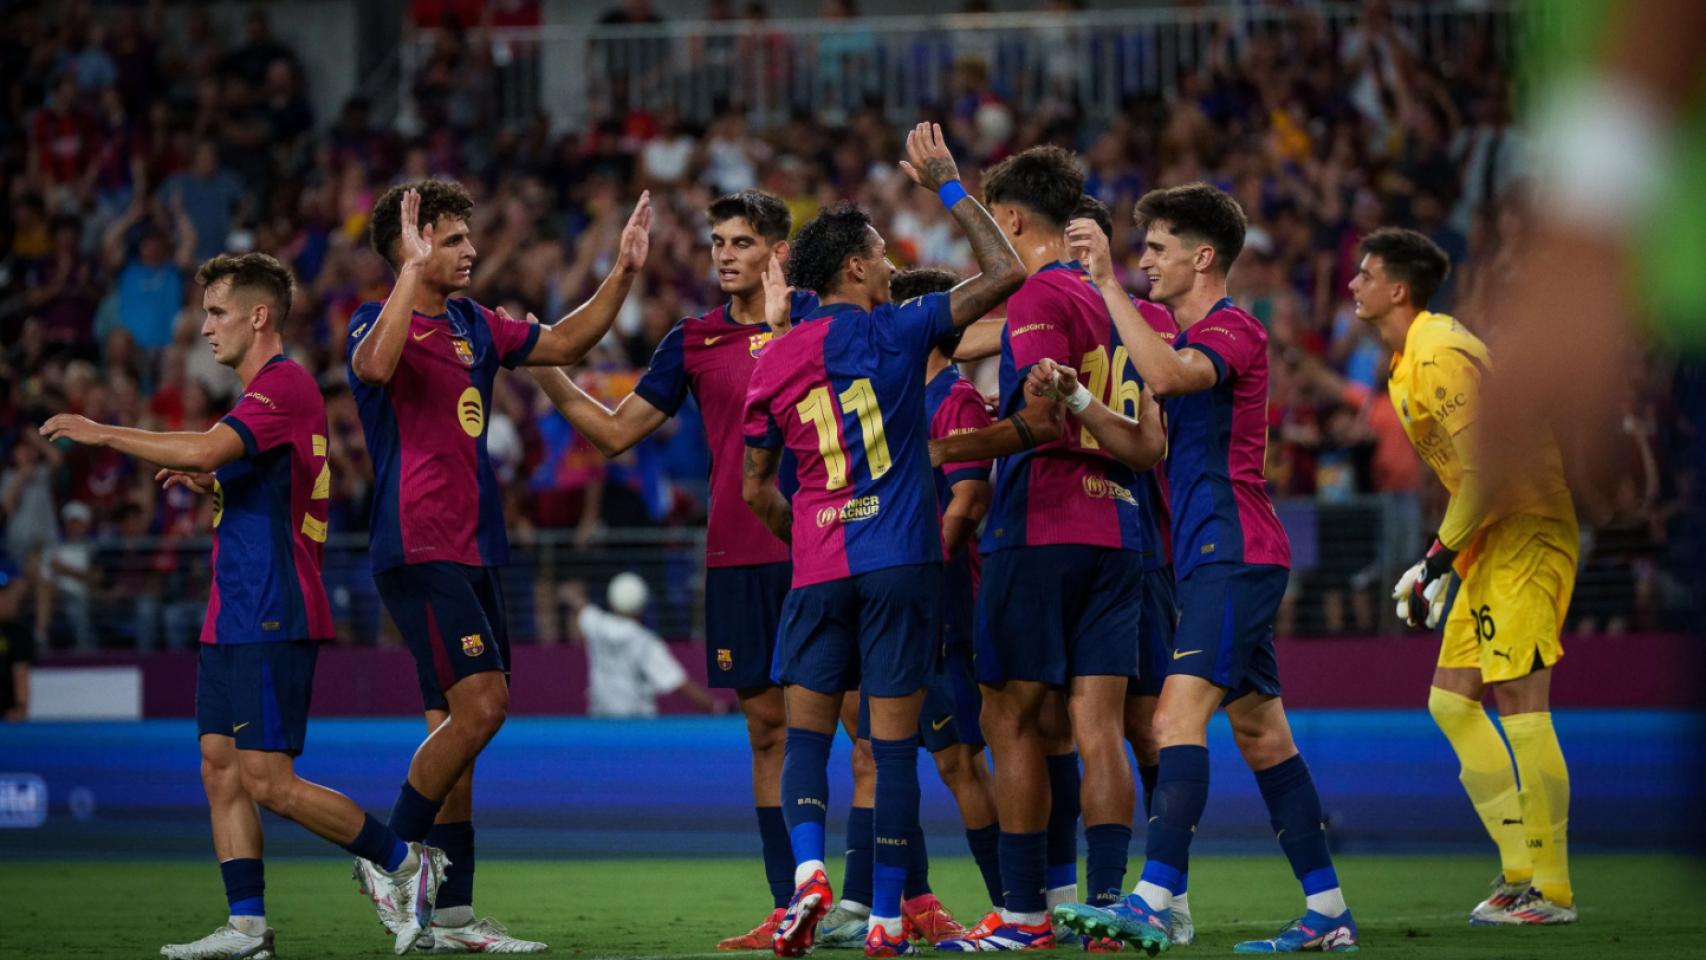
[704,561,791,690]
[772,563,942,698]
[196,640,321,755]
[944,644,985,747]
[975,545,1143,685]
[374,562,510,712]
[855,663,963,752]
[1130,565,1178,698]
[1171,562,1287,701]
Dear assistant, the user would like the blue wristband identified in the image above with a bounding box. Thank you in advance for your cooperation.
[938,180,968,208]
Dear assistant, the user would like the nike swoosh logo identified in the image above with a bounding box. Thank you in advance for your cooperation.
[413,329,436,341]
[1173,649,1202,659]
[233,722,250,732]
[931,716,954,731]
[705,335,727,345]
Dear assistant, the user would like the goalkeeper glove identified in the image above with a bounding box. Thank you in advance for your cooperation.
[1394,540,1457,629]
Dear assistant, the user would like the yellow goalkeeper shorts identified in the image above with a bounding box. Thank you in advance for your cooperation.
[1438,513,1579,683]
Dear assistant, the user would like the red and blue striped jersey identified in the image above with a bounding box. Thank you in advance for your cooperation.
[1132,297,1177,572]
[926,364,991,648]
[1164,298,1290,578]
[743,294,954,588]
[346,297,540,572]
[983,261,1145,555]
[635,291,817,568]
[203,356,333,644]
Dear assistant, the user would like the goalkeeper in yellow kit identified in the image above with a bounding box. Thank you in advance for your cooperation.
[1349,227,1579,926]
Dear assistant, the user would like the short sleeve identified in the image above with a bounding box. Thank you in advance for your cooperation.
[936,383,995,486]
[1004,286,1073,371]
[1414,345,1484,436]
[482,303,541,369]
[639,635,688,693]
[1182,312,1262,384]
[634,322,690,416]
[743,359,784,449]
[345,302,382,362]
[887,291,955,359]
[219,366,297,459]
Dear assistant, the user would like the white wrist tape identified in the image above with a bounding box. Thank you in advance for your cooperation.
[1062,384,1092,414]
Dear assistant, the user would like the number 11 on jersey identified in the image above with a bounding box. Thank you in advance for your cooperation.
[797,378,892,490]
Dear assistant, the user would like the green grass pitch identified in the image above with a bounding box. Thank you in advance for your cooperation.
[6,854,1703,958]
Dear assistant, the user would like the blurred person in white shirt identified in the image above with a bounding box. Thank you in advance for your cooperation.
[562,574,725,718]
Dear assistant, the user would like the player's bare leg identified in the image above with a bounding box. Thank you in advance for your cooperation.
[1489,666,1574,923]
[237,750,375,846]
[720,686,793,950]
[405,672,508,799]
[163,736,275,960]
[934,743,998,832]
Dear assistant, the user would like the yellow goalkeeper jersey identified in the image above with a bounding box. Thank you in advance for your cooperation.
[1388,311,1575,551]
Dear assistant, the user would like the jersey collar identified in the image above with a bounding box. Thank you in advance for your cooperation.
[1395,310,1441,369]
[805,301,864,323]
[1038,259,1086,275]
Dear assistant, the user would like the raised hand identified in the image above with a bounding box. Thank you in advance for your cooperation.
[616,191,653,274]
[40,414,107,447]
[899,122,961,192]
[398,188,436,270]
[761,250,794,336]
[157,468,216,496]
[1066,218,1115,285]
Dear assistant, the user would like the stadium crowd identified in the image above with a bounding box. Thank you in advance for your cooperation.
[0,0,1687,658]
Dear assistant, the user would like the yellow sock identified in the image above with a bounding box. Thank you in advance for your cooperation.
[1428,687,1531,882]
[1501,710,1572,907]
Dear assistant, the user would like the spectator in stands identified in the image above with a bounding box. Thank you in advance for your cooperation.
[159,140,247,262]
[1,432,63,568]
[0,556,33,721]
[24,214,102,355]
[38,501,96,653]
[561,575,724,718]
[223,9,298,88]
[100,194,195,352]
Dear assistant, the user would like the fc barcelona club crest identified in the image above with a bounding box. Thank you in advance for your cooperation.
[717,648,733,671]
[452,338,475,365]
[749,332,773,358]
[462,634,485,657]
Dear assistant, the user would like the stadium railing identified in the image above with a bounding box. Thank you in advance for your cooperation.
[384,1,1523,135]
[32,491,1665,653]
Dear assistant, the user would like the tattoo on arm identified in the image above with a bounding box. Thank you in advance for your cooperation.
[743,446,764,479]
[922,157,957,187]
[946,198,1024,328]
[1009,412,1037,450]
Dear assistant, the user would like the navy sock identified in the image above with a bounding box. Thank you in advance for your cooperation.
[999,830,1048,914]
[220,858,265,917]
[1138,764,1159,817]
[757,806,795,909]
[425,821,475,910]
[782,728,834,869]
[387,780,444,845]
[1044,752,1080,891]
[347,813,409,872]
[871,736,921,920]
[1084,823,1131,907]
[965,824,1004,907]
[842,806,875,908]
[1139,745,1209,896]
[1254,754,1338,899]
[903,824,930,899]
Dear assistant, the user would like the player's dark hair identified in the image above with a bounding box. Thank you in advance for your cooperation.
[1133,182,1247,274]
[785,201,875,297]
[369,179,475,270]
[1358,227,1451,309]
[891,267,964,355]
[196,252,295,324]
[708,190,792,243]
[981,145,1084,229]
[1074,195,1114,239]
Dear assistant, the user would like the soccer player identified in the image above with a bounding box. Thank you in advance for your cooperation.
[43,254,432,959]
[348,181,651,954]
[1349,227,1578,923]
[817,267,997,950]
[1057,185,1358,953]
[1066,195,1195,947]
[527,190,818,950]
[741,122,1024,959]
[926,147,1164,953]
